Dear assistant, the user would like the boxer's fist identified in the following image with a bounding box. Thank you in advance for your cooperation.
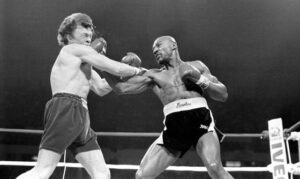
[91,37,107,55]
[121,52,142,67]
[179,63,201,84]
[179,63,210,89]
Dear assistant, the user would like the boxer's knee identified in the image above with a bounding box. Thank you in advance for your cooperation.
[206,161,234,179]
[135,169,143,179]
[16,167,50,179]
[90,166,110,179]
[16,170,33,179]
[135,168,155,179]
[206,161,224,178]
[90,171,110,179]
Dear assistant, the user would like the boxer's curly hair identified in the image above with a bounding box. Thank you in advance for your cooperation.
[57,13,94,46]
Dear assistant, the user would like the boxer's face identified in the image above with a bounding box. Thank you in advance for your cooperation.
[68,25,93,46]
[152,39,173,64]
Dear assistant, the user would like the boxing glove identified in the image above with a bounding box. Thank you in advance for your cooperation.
[179,63,210,89]
[121,52,142,67]
[91,37,107,55]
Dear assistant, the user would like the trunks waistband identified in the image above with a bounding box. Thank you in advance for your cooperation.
[163,97,208,116]
[53,93,87,104]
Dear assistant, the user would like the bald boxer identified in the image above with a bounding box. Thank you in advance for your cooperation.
[16,13,143,179]
[104,36,233,179]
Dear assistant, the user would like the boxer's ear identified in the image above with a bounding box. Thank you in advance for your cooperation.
[66,34,73,43]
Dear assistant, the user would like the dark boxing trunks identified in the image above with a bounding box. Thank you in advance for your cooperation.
[158,97,214,157]
[39,93,99,155]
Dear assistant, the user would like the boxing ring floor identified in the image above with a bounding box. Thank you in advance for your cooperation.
[0,119,299,179]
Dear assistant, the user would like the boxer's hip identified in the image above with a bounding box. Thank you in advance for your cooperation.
[51,92,88,109]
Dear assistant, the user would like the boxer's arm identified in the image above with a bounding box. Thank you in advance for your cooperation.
[64,44,142,77]
[101,70,154,94]
[193,61,228,102]
[90,69,112,96]
[115,75,153,94]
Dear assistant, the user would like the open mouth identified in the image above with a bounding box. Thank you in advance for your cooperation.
[155,54,161,59]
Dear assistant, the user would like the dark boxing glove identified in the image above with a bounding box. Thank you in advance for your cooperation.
[121,52,142,67]
[179,63,210,89]
[91,37,107,55]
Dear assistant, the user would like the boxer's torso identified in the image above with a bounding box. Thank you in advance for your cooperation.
[50,47,92,99]
[149,61,204,106]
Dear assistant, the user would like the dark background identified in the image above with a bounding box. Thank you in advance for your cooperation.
[1,0,300,178]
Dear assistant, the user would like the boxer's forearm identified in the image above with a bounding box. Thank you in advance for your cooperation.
[90,71,112,96]
[200,73,228,102]
[114,76,152,94]
[100,71,134,94]
[100,72,123,87]
[91,82,112,96]
[206,82,228,102]
[102,72,152,94]
[82,53,139,77]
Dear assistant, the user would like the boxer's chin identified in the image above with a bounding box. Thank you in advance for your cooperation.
[158,58,169,66]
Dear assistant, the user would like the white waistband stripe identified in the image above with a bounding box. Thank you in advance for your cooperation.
[163,97,208,116]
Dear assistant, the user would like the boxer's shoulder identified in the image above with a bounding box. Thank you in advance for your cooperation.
[61,44,94,56]
[185,60,202,67]
[186,60,208,73]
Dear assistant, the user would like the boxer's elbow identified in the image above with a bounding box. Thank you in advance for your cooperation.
[210,87,228,102]
[98,90,112,96]
[219,87,228,102]
[220,92,228,102]
[92,87,112,97]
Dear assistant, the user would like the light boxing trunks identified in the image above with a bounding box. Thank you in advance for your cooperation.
[157,97,215,157]
[39,93,99,155]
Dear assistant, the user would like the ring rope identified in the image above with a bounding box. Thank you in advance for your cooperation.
[0,128,262,138]
[0,161,270,172]
[1,120,299,177]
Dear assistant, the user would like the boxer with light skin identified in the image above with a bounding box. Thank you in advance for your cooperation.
[104,36,234,179]
[16,13,143,179]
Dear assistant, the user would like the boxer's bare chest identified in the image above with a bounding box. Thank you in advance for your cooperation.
[151,66,202,104]
[153,68,182,88]
[151,68,185,97]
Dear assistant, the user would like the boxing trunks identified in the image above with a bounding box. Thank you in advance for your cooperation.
[157,97,214,157]
[39,93,99,155]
